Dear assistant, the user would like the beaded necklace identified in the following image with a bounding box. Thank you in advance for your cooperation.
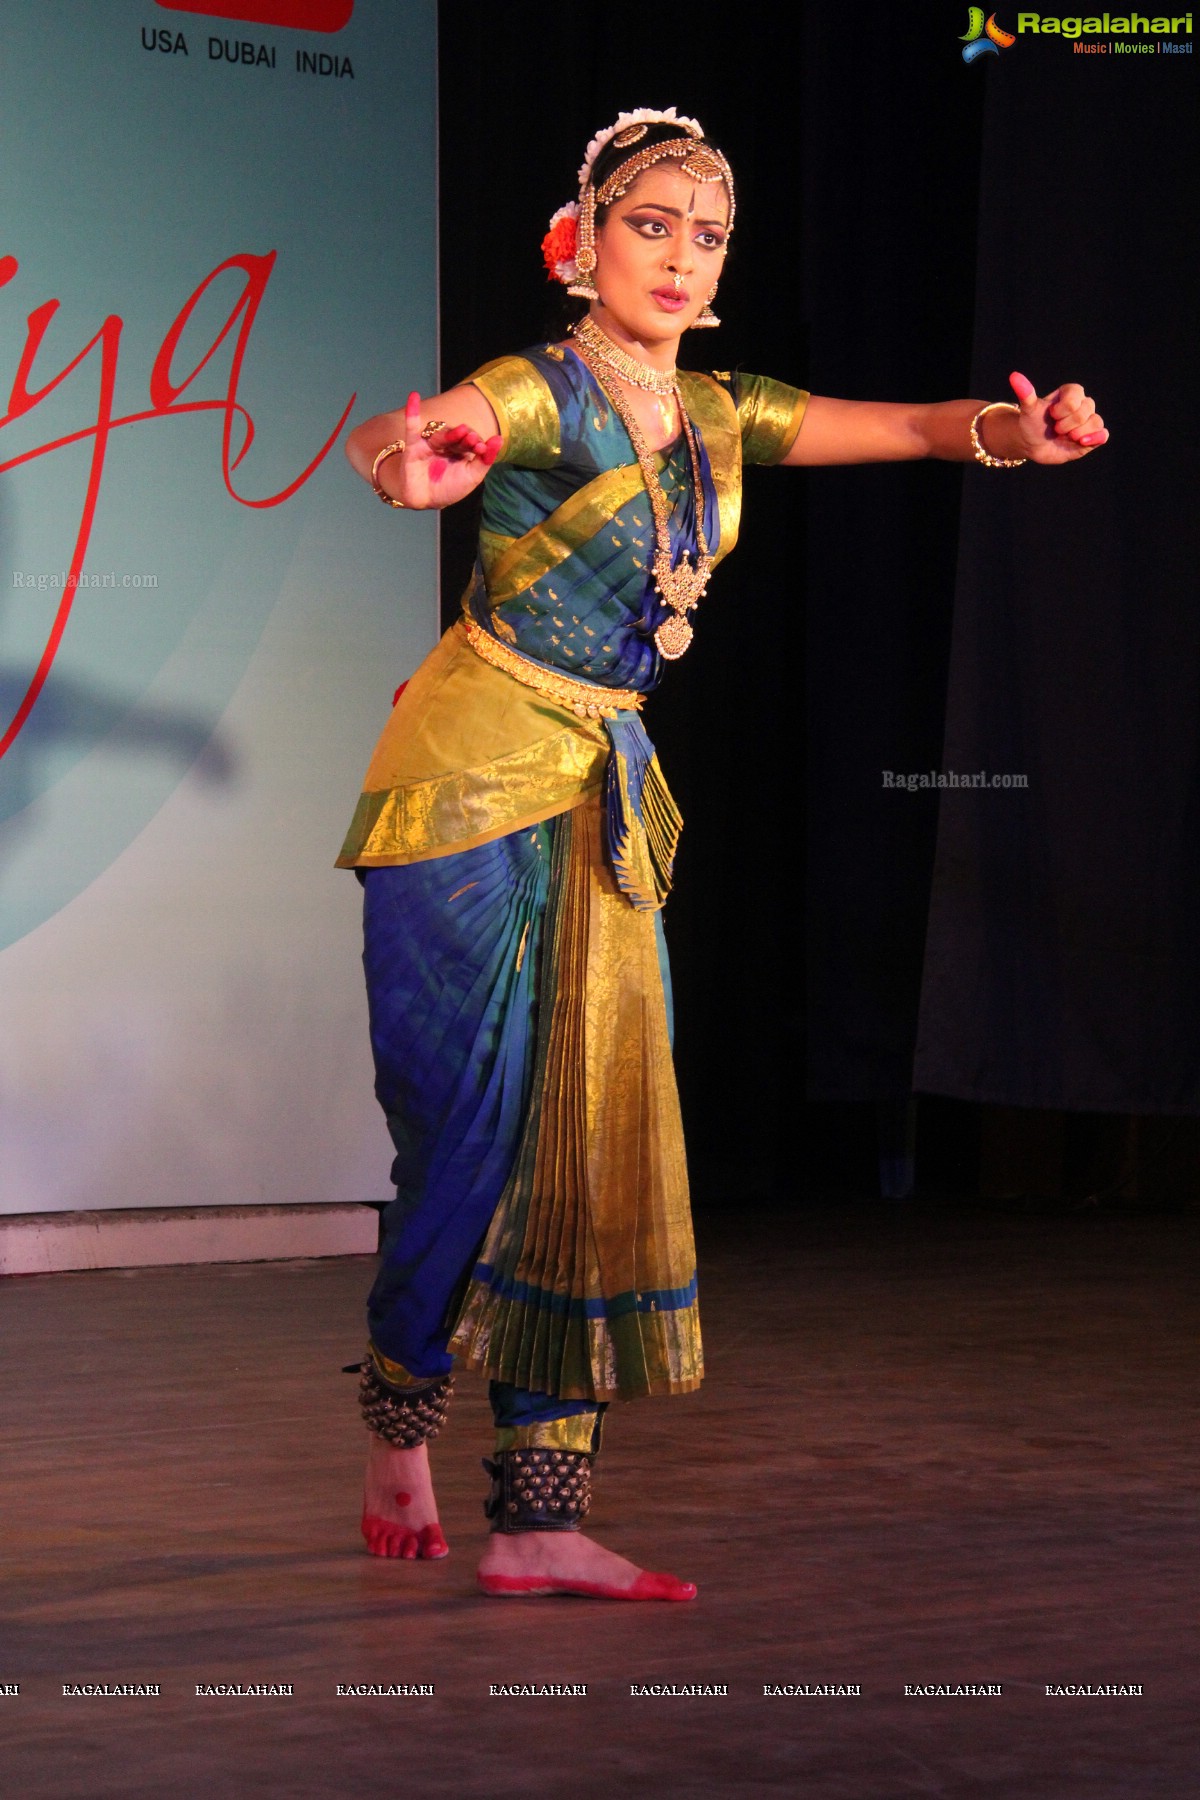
[572,315,677,395]
[571,323,712,660]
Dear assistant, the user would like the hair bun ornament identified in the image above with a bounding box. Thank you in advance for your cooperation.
[541,203,579,285]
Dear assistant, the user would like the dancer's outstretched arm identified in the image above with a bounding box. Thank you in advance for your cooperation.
[782,371,1108,467]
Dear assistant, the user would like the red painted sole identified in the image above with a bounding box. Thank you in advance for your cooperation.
[477,1570,696,1602]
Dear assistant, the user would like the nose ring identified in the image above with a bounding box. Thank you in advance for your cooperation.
[671,273,684,291]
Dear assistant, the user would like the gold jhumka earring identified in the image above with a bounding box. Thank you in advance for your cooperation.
[691,285,721,329]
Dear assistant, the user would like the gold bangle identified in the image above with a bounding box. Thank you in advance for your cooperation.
[371,440,407,506]
[970,402,1026,468]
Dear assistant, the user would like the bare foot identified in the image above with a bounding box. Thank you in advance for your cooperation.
[477,1530,695,1601]
[361,1434,448,1559]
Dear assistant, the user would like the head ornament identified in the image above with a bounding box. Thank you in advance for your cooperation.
[576,107,703,191]
[540,108,734,295]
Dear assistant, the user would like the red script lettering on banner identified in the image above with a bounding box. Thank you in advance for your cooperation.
[0,251,355,761]
[155,2,354,31]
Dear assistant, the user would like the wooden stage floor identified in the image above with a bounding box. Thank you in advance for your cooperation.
[2,1202,1196,1798]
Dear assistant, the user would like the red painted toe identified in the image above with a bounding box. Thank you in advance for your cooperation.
[418,1524,450,1560]
[627,1571,697,1601]
[361,1511,397,1556]
[362,1511,449,1559]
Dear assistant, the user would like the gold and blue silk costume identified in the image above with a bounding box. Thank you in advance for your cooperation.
[339,343,807,1449]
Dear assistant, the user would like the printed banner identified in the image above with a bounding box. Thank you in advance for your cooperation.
[0,1,437,1211]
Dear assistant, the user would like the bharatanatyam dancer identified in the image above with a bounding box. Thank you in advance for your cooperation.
[338,108,1108,1600]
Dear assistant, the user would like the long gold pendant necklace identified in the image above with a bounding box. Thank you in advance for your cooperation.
[572,317,712,660]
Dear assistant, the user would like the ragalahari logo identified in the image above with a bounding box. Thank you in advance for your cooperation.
[156,1,353,30]
[961,8,1017,58]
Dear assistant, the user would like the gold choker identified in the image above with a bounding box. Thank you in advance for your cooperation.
[570,317,677,396]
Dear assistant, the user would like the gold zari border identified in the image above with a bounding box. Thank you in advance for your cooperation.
[676,371,743,566]
[340,739,603,868]
[494,1415,600,1454]
[369,1345,433,1389]
[484,461,649,607]
[468,356,561,467]
[737,375,810,467]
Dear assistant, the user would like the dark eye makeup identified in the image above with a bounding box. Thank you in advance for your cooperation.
[625,211,727,248]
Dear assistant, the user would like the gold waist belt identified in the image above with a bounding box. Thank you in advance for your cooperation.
[464,617,644,721]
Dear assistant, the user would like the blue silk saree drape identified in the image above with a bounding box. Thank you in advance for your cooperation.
[362,823,555,1381]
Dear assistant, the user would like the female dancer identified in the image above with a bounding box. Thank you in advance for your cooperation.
[340,108,1107,1601]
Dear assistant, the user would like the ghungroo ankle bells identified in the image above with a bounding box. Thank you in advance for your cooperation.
[483,1449,594,1533]
[357,1359,454,1448]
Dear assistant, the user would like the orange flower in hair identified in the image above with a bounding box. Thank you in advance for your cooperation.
[541,203,579,284]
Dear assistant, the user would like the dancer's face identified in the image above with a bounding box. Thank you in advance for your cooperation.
[592,162,730,349]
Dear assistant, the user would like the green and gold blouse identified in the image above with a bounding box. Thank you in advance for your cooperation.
[337,343,807,879]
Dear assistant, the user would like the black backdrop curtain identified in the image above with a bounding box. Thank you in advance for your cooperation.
[914,46,1200,1112]
[435,5,1198,1198]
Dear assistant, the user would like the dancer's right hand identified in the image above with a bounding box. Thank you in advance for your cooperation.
[370,390,502,510]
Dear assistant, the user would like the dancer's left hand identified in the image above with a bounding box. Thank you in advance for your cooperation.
[1008,371,1109,463]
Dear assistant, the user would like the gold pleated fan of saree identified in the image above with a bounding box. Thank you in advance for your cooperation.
[449,801,703,1401]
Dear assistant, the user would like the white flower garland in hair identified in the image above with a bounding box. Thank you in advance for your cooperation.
[575,107,704,191]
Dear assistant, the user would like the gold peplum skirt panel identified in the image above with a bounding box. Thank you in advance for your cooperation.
[448,800,702,1402]
[336,621,610,868]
